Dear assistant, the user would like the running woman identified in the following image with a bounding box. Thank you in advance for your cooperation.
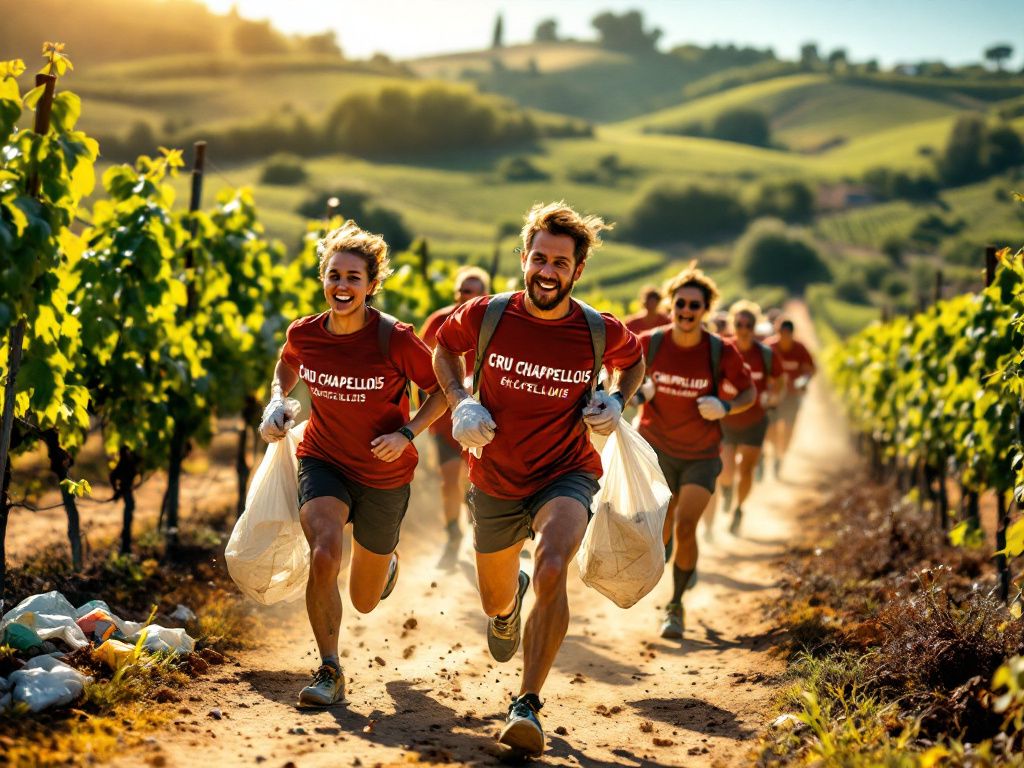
[625,285,670,334]
[259,221,448,708]
[768,318,816,477]
[433,202,644,756]
[634,264,756,639]
[420,266,490,569]
[719,302,785,535]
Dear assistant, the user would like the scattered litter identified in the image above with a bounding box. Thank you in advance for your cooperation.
[3,623,43,652]
[92,638,138,671]
[139,625,195,655]
[8,655,93,713]
[170,604,197,624]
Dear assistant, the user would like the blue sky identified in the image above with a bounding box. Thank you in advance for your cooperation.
[206,0,1023,68]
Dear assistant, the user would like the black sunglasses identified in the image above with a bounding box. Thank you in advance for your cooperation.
[674,299,705,311]
[734,321,754,329]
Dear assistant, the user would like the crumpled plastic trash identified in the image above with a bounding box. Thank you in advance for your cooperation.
[169,604,197,624]
[92,638,138,671]
[1,591,88,650]
[8,655,93,712]
[75,600,145,638]
[137,624,194,655]
[77,608,123,644]
[2,623,43,652]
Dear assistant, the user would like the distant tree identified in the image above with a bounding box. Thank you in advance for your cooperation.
[492,13,504,49]
[623,182,747,244]
[233,18,290,55]
[881,235,905,265]
[986,123,1024,171]
[749,179,814,222]
[864,59,880,74]
[827,48,848,72]
[985,43,1014,72]
[535,18,559,43]
[711,108,771,147]
[937,115,987,185]
[799,42,820,70]
[301,31,342,57]
[592,10,662,53]
[734,218,830,292]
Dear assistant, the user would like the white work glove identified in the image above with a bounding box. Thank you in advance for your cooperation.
[452,397,496,450]
[630,378,656,407]
[794,374,811,392]
[760,390,779,409]
[582,390,623,436]
[259,397,301,443]
[696,396,729,421]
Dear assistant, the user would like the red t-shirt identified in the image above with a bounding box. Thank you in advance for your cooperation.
[421,304,477,450]
[626,312,671,335]
[768,338,815,393]
[722,343,784,429]
[435,292,642,499]
[637,331,753,459]
[282,311,439,489]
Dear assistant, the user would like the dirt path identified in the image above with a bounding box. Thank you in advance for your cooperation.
[98,304,851,768]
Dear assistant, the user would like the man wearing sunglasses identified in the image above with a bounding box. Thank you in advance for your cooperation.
[432,202,644,756]
[420,266,491,569]
[634,264,756,639]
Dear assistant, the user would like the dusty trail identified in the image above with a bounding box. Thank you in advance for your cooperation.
[95,303,852,768]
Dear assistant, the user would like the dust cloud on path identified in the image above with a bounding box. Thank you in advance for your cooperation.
[105,303,852,768]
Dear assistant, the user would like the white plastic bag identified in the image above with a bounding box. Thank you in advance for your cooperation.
[225,420,310,605]
[9,655,93,712]
[1,591,89,650]
[576,420,671,608]
[133,624,195,654]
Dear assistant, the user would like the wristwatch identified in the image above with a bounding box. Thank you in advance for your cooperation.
[397,426,415,443]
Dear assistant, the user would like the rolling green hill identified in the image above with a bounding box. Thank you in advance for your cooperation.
[620,73,970,153]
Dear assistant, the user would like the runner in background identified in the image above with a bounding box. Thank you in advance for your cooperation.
[719,302,785,535]
[634,264,756,639]
[420,266,490,569]
[433,202,644,756]
[624,285,670,334]
[259,221,448,708]
[768,318,816,478]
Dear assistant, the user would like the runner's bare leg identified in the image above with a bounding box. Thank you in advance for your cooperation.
[520,498,588,695]
[672,485,713,571]
[440,457,464,527]
[736,445,762,508]
[662,492,678,546]
[476,540,527,617]
[300,497,348,658]
[348,540,395,614]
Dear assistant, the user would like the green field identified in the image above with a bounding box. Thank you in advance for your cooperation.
[44,36,1024,331]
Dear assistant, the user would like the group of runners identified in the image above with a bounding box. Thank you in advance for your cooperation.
[257,202,814,757]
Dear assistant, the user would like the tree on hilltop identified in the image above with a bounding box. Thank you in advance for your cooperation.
[985,43,1014,72]
[592,10,661,53]
[535,18,558,43]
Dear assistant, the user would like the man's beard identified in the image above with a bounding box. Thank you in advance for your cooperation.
[526,274,573,311]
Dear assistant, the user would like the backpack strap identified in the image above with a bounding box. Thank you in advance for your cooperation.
[708,332,723,395]
[646,328,666,372]
[757,341,773,378]
[573,298,606,394]
[374,308,410,404]
[473,292,514,395]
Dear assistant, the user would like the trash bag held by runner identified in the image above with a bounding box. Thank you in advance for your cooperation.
[226,418,310,605]
[576,420,671,608]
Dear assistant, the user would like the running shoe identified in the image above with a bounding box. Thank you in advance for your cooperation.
[437,538,460,571]
[487,570,530,662]
[730,508,743,536]
[498,693,545,756]
[380,552,400,601]
[660,602,684,639]
[298,662,345,707]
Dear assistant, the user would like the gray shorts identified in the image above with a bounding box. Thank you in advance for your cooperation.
[772,393,803,425]
[653,448,722,495]
[468,471,600,554]
[297,456,410,556]
[722,418,769,447]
